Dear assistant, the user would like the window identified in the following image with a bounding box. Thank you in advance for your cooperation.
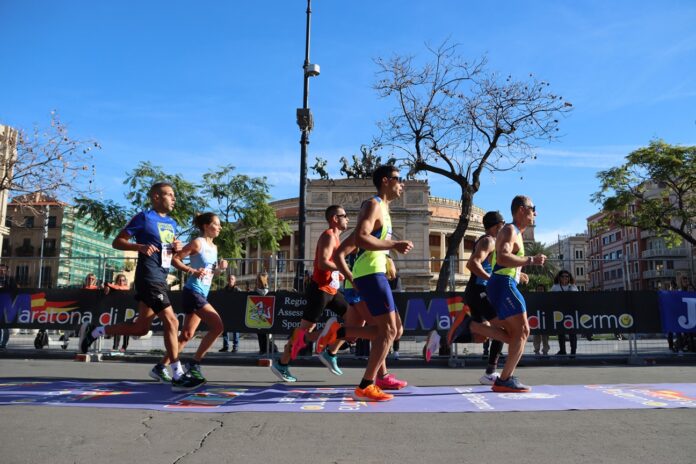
[15,265,29,286]
[610,269,617,279]
[47,216,57,228]
[277,251,288,273]
[40,266,52,288]
[24,216,34,228]
[667,260,674,270]
[576,267,584,276]
[575,250,584,259]
[43,238,56,251]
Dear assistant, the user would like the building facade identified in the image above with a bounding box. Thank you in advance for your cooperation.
[0,125,18,255]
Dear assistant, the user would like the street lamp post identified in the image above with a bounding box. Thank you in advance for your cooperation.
[295,0,319,290]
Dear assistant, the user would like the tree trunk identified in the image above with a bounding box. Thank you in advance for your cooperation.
[435,188,474,292]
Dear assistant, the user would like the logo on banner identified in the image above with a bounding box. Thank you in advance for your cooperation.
[658,291,696,333]
[0,292,81,325]
[245,295,275,329]
[678,298,696,330]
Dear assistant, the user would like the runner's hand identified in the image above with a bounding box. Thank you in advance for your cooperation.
[394,240,414,255]
[218,259,229,271]
[172,239,183,253]
[191,267,207,279]
[139,244,159,256]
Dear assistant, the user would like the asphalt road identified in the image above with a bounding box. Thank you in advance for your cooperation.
[0,359,695,464]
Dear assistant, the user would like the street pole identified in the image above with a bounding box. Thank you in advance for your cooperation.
[296,0,318,290]
[37,205,49,287]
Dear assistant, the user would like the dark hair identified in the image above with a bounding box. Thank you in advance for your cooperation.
[554,270,575,285]
[325,205,343,222]
[372,165,397,190]
[193,212,218,231]
[149,182,173,198]
[511,195,528,216]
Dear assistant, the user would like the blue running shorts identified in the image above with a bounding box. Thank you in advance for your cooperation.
[485,274,526,320]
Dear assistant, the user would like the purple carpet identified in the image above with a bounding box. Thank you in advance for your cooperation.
[1,380,695,413]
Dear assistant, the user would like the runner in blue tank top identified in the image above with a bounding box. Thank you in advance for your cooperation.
[162,212,228,391]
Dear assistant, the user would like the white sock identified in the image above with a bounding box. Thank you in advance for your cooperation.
[91,326,106,338]
[171,361,184,379]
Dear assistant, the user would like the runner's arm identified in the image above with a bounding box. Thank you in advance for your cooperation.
[466,236,494,280]
[317,232,340,272]
[334,232,357,284]
[172,239,205,277]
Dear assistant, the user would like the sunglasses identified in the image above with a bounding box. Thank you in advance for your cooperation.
[524,204,536,212]
[335,214,347,218]
[387,176,404,183]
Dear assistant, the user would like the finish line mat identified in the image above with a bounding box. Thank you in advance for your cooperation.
[1,380,695,413]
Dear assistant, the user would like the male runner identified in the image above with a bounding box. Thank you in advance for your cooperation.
[79,182,199,391]
[453,195,545,392]
[446,211,508,384]
[270,205,350,382]
[318,165,413,401]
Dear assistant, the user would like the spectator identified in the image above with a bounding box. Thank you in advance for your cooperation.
[553,270,579,357]
[105,274,131,352]
[220,274,241,353]
[532,283,550,357]
[83,273,100,290]
[0,264,18,350]
[255,271,278,354]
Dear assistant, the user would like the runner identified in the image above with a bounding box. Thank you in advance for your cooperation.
[270,205,350,382]
[444,211,508,385]
[317,165,413,402]
[333,234,408,391]
[452,195,545,393]
[78,182,199,391]
[156,212,228,390]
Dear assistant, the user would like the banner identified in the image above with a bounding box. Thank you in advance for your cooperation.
[0,288,690,334]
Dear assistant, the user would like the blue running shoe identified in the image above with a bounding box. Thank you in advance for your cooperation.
[270,359,297,382]
[492,375,531,393]
[319,349,343,376]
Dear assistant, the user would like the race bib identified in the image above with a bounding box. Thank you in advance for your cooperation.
[329,270,341,289]
[161,244,173,269]
[201,265,214,287]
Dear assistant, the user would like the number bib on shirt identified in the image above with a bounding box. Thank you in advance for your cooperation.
[161,244,173,270]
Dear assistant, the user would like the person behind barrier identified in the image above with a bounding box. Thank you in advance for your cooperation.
[220,274,241,353]
[78,182,196,390]
[553,270,579,357]
[0,264,18,350]
[532,283,550,357]
[105,274,131,352]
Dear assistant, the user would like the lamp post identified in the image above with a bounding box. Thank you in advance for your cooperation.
[295,0,320,290]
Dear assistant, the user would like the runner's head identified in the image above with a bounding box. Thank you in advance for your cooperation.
[325,205,349,230]
[193,212,222,238]
[149,182,176,213]
[372,164,404,199]
[511,195,536,227]
[482,211,505,235]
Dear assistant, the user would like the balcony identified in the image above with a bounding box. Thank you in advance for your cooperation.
[641,247,688,258]
[642,269,677,279]
[14,246,35,257]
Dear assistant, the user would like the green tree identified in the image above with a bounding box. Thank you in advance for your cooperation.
[593,140,696,247]
[374,41,572,291]
[76,162,288,258]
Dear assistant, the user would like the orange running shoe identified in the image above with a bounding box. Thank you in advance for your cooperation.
[447,304,472,345]
[352,384,394,402]
[315,317,341,354]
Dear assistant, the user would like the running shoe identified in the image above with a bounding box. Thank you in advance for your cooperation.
[186,362,206,382]
[149,364,173,383]
[492,375,531,393]
[318,349,343,376]
[270,359,297,382]
[447,309,473,345]
[78,322,96,354]
[376,374,408,390]
[315,317,341,354]
[290,328,308,360]
[424,330,441,362]
[352,384,394,402]
[171,372,206,392]
[479,372,500,385]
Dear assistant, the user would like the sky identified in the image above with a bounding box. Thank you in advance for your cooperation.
[2,0,695,245]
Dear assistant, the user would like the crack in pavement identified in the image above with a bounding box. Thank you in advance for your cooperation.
[138,414,154,445]
[172,419,224,464]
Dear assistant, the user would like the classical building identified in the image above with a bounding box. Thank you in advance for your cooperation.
[237,178,529,291]
[0,125,18,255]
[2,193,133,288]
[547,233,589,290]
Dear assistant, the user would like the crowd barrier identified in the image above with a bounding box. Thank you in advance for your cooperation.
[2,288,695,336]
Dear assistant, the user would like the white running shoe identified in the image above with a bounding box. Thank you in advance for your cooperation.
[479,372,500,385]
[424,330,441,362]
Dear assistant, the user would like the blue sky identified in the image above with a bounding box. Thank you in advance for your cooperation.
[2,1,695,245]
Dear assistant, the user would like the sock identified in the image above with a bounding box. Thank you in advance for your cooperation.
[171,361,184,379]
[486,340,504,373]
[359,378,374,390]
[279,360,289,367]
[378,372,388,379]
[336,327,346,339]
[325,349,336,358]
[91,326,106,338]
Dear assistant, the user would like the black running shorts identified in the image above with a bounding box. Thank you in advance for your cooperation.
[303,280,348,323]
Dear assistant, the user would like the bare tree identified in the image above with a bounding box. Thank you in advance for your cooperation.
[1,111,100,212]
[374,41,572,290]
